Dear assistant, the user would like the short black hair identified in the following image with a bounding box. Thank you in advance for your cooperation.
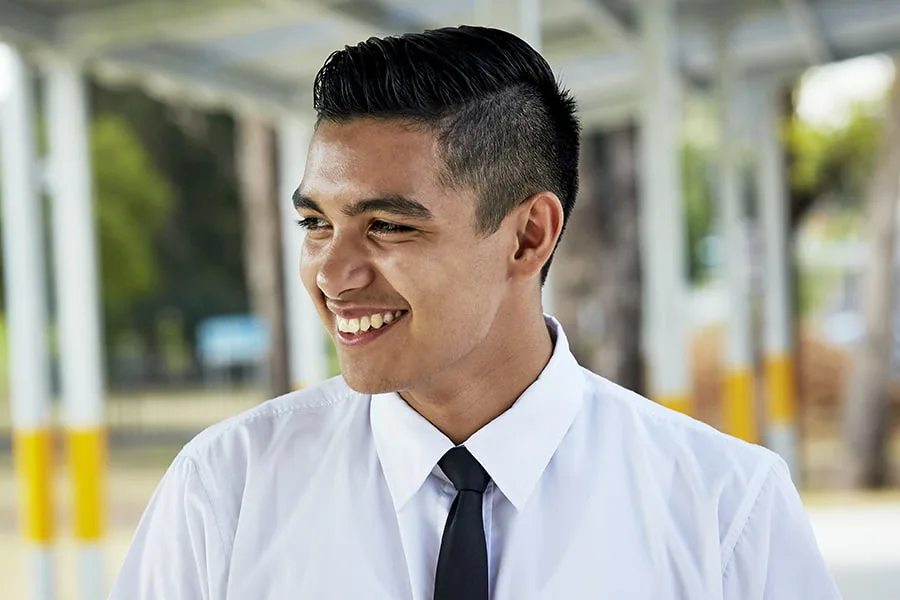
[313,25,580,284]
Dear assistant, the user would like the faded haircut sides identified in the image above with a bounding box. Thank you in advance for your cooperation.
[312,25,581,283]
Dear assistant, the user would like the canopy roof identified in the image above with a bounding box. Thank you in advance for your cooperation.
[1,0,898,121]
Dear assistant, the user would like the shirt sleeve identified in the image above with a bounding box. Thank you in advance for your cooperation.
[108,454,230,600]
[722,459,843,600]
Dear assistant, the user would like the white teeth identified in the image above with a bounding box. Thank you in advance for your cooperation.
[337,311,403,334]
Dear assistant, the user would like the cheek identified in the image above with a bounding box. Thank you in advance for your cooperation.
[398,240,506,309]
[452,237,509,287]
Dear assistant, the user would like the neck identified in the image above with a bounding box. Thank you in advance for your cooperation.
[399,307,554,445]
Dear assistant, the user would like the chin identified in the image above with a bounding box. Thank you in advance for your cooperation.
[340,367,407,395]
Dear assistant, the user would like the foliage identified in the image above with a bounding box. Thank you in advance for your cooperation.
[682,141,715,283]
[678,87,888,291]
[0,106,174,361]
[91,84,249,365]
[785,89,888,321]
[786,95,886,215]
[93,113,174,333]
[0,316,6,396]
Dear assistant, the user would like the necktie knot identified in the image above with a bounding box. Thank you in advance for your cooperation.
[439,446,490,493]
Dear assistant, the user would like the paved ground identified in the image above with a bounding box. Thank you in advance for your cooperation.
[806,496,900,599]
[0,462,164,600]
[1,464,897,599]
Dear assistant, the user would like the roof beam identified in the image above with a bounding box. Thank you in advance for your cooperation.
[100,45,305,112]
[325,0,430,35]
[58,0,249,54]
[0,0,58,46]
[183,0,428,67]
[579,0,634,49]
[779,0,833,65]
[568,0,711,91]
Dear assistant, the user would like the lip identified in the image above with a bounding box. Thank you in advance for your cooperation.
[334,310,408,346]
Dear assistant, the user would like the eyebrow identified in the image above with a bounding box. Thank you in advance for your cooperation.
[293,190,322,213]
[293,190,433,221]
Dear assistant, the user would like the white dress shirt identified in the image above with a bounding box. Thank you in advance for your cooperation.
[109,317,841,599]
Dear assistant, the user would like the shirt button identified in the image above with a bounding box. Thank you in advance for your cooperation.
[442,485,455,496]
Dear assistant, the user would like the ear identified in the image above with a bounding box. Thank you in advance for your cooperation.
[509,191,564,281]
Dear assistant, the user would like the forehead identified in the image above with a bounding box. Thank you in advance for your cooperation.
[301,119,445,199]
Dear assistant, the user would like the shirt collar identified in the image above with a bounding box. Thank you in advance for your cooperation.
[370,315,587,512]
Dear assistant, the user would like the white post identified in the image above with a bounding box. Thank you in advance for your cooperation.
[716,22,757,443]
[278,114,329,387]
[757,81,798,473]
[1,45,56,600]
[44,56,106,600]
[639,0,691,413]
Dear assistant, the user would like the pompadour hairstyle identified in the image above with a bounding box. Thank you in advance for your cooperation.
[313,25,581,283]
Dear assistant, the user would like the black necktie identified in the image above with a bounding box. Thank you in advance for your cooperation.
[434,446,491,600]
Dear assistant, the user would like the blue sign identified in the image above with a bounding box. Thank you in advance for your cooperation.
[196,314,268,368]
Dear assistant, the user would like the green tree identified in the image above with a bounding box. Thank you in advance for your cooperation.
[2,83,248,387]
[92,113,174,339]
[786,93,884,225]
[683,141,715,284]
[781,74,894,488]
[838,65,900,488]
[0,109,173,358]
[91,84,249,368]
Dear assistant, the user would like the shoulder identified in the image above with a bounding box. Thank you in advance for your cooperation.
[581,366,779,471]
[139,377,367,556]
[179,375,365,464]
[579,368,787,547]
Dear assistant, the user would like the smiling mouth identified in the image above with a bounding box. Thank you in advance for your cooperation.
[335,310,407,337]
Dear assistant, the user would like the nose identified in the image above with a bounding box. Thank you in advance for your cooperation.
[312,232,375,299]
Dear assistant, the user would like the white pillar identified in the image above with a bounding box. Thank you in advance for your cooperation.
[716,22,756,443]
[44,56,106,600]
[278,114,329,387]
[639,0,691,413]
[1,45,56,600]
[756,81,798,473]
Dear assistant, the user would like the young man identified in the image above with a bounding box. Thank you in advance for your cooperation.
[110,26,841,599]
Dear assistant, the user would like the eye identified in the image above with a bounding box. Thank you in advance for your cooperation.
[369,220,415,235]
[295,216,330,231]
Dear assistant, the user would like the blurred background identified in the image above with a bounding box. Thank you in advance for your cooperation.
[0,0,898,599]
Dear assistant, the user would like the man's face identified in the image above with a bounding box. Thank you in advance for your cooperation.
[297,119,515,394]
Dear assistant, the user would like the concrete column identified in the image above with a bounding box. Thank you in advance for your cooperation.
[716,23,757,443]
[2,45,56,600]
[44,56,106,600]
[757,82,798,472]
[638,0,691,413]
[278,114,329,387]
